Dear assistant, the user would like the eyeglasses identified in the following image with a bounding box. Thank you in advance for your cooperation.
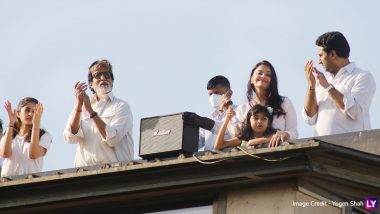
[92,71,111,80]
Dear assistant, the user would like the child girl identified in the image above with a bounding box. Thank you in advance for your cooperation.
[214,104,277,150]
[0,97,52,177]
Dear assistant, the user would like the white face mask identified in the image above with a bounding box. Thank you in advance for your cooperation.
[209,94,222,109]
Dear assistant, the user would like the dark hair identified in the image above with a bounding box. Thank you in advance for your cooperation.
[88,59,115,93]
[0,118,3,134]
[316,31,350,58]
[206,75,230,90]
[246,60,285,117]
[11,97,46,142]
[239,104,277,141]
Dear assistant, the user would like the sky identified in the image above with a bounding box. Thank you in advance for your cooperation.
[1,0,379,173]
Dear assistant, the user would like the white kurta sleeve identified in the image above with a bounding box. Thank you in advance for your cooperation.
[341,72,376,120]
[63,110,85,144]
[302,107,318,125]
[282,97,298,139]
[102,102,133,147]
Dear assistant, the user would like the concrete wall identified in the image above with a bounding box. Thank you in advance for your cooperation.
[294,191,341,214]
[225,181,341,214]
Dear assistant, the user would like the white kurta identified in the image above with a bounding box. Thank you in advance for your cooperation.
[64,92,134,167]
[302,62,376,136]
[1,132,52,177]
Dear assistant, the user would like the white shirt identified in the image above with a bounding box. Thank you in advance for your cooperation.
[302,62,376,136]
[199,104,238,151]
[236,97,298,140]
[64,92,134,167]
[1,132,52,177]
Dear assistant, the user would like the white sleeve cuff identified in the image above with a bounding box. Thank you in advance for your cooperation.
[302,107,317,125]
[103,124,117,142]
[342,95,357,119]
[63,116,84,144]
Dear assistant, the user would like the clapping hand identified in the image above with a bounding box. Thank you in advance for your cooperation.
[304,60,316,89]
[4,100,17,126]
[82,93,93,114]
[74,81,88,108]
[32,103,44,128]
[304,60,329,88]
[314,69,329,88]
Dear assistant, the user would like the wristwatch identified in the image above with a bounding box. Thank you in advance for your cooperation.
[326,84,334,92]
[90,111,98,119]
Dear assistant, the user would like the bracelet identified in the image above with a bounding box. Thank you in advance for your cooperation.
[75,108,82,112]
[326,84,334,92]
[90,111,98,119]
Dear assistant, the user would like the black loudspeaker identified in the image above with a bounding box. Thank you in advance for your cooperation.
[139,112,199,159]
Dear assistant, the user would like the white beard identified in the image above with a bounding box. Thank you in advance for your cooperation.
[94,85,112,97]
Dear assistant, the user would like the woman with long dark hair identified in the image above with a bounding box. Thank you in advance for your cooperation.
[235,60,298,147]
[0,97,52,177]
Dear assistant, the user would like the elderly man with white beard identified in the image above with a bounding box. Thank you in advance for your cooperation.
[64,59,134,167]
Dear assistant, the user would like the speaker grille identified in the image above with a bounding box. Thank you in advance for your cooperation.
[139,113,199,159]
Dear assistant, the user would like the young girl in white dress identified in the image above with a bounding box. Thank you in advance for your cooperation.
[0,97,52,178]
[214,104,277,150]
